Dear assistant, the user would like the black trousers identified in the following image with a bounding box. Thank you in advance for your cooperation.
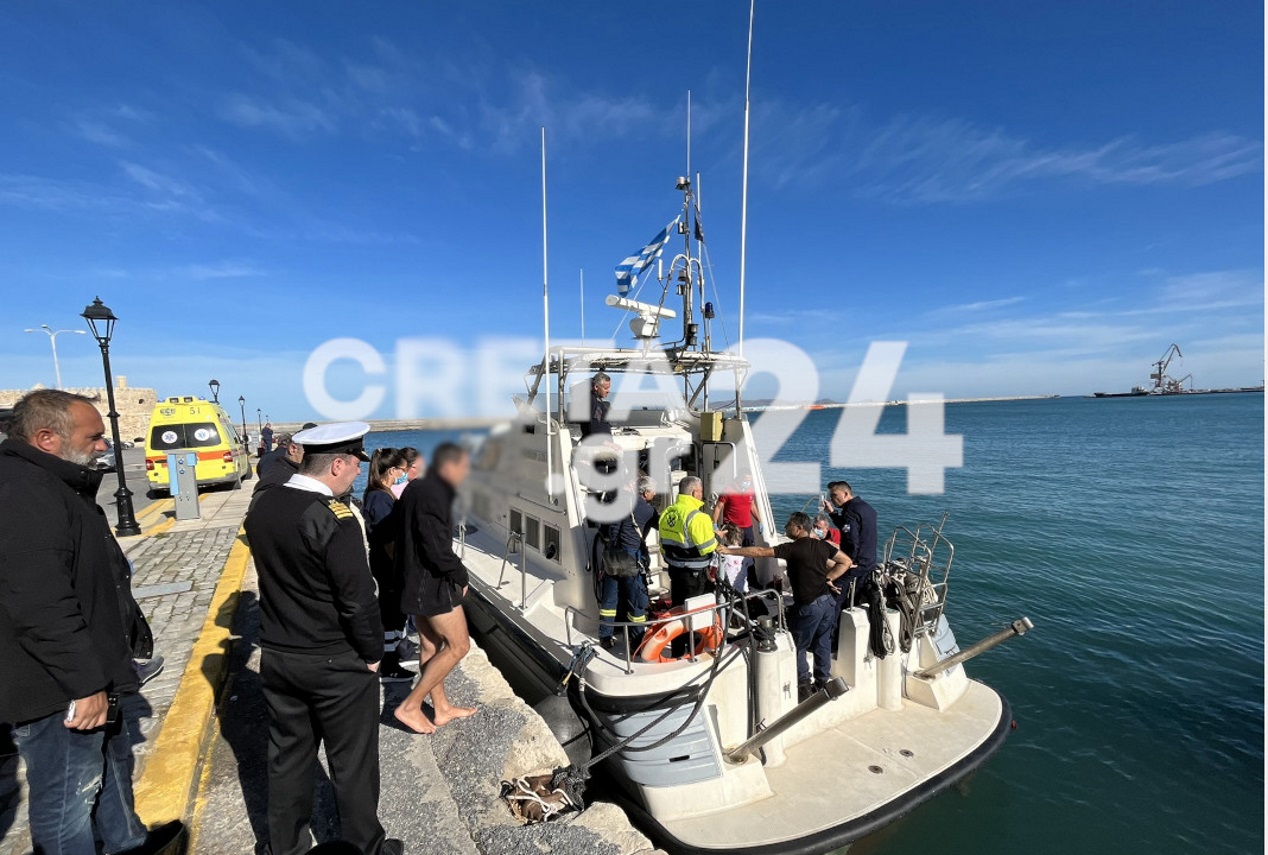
[668,566,713,657]
[370,555,406,634]
[260,648,385,855]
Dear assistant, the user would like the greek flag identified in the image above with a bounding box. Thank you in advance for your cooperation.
[615,217,679,295]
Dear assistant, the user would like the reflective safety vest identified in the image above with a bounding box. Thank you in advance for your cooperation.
[658,494,718,571]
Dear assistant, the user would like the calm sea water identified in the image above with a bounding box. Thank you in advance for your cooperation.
[361,393,1265,855]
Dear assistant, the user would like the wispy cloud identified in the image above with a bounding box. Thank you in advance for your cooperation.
[1151,269,1264,312]
[476,70,662,153]
[216,37,670,154]
[737,98,1261,202]
[74,119,128,147]
[0,173,144,214]
[82,261,269,282]
[120,162,198,199]
[219,94,337,138]
[846,116,1262,203]
[68,104,154,148]
[180,262,267,280]
[929,296,1026,316]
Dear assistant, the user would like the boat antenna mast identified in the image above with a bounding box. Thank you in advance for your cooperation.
[738,0,755,362]
[540,127,555,502]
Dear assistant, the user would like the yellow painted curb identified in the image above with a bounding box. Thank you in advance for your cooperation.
[133,529,252,825]
[143,515,177,538]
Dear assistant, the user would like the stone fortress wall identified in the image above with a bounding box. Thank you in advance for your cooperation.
[0,376,158,442]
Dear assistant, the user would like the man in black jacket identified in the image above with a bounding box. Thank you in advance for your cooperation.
[255,431,298,479]
[392,442,477,734]
[824,480,878,606]
[0,390,182,855]
[249,433,302,516]
[244,422,402,855]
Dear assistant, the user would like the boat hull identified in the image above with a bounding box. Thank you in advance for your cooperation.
[462,585,1013,855]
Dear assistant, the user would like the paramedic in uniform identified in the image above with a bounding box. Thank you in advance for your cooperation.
[244,421,403,855]
[657,475,718,656]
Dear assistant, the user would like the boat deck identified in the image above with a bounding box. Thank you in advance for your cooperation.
[652,680,1009,854]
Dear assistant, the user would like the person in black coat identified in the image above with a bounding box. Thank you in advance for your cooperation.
[0,390,180,855]
[392,442,477,734]
[361,447,415,683]
[255,431,297,478]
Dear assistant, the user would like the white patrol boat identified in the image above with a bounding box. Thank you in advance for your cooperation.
[452,168,1032,853]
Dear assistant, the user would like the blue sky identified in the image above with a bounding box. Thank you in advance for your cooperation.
[1,1,1262,419]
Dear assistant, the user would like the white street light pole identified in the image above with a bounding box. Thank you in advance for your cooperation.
[23,325,87,389]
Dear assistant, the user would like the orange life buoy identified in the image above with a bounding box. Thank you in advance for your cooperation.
[637,605,726,663]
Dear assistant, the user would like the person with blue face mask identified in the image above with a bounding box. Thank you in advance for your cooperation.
[391,447,423,499]
[812,513,841,546]
[362,447,416,683]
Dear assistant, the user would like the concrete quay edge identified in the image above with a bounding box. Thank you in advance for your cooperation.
[131,528,252,825]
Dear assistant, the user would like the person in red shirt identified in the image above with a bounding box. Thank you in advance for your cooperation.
[712,473,764,546]
[812,512,841,545]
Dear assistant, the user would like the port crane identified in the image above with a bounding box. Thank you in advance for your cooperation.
[1145,343,1192,394]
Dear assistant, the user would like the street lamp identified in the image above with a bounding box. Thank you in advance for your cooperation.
[238,395,249,456]
[23,325,87,389]
[208,378,220,404]
[256,407,262,433]
[81,297,141,537]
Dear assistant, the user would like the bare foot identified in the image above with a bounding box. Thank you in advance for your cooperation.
[393,705,437,734]
[432,705,478,727]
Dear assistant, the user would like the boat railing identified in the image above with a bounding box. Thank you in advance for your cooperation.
[883,514,955,641]
[563,587,786,675]
[496,529,529,610]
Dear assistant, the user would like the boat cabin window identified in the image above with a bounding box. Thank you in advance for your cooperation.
[543,525,561,563]
[471,491,490,522]
[510,508,523,535]
[526,516,541,550]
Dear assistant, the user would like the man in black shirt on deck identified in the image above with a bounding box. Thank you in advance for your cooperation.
[244,421,402,855]
[720,512,853,701]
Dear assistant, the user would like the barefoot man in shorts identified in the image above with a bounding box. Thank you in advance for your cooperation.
[393,442,477,734]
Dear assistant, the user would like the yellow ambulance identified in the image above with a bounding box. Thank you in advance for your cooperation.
[144,397,252,495]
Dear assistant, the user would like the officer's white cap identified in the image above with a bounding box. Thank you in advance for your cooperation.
[292,421,372,461]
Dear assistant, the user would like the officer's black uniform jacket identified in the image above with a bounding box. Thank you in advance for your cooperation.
[0,439,146,724]
[828,496,878,582]
[244,480,382,662]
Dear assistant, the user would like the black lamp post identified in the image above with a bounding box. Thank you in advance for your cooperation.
[208,378,221,404]
[81,297,141,537]
[256,407,262,434]
[238,395,249,455]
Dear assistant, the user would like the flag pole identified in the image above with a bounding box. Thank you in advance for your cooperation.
[541,126,554,502]
[738,0,755,360]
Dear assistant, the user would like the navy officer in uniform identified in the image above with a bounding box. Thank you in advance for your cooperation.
[244,422,403,855]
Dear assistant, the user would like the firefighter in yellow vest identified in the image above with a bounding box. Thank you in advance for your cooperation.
[657,475,718,656]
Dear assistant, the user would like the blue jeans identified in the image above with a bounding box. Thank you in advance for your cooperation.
[11,707,147,855]
[598,572,649,645]
[790,593,839,687]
